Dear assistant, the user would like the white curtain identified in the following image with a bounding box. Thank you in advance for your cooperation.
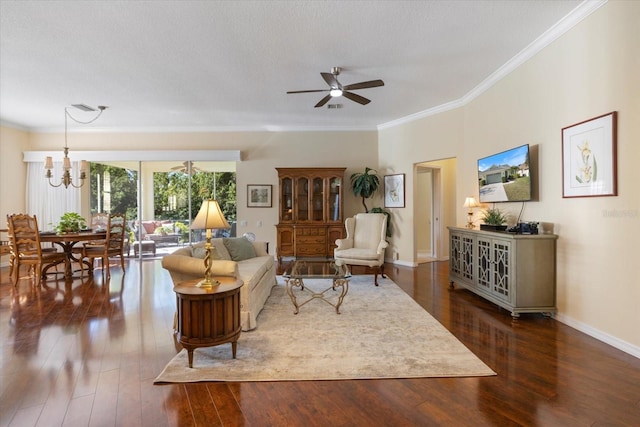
[26,161,81,231]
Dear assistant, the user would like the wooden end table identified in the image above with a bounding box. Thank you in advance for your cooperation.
[173,277,243,368]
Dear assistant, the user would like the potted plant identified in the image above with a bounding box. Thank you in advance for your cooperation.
[350,167,380,213]
[55,212,87,234]
[480,208,508,231]
[370,207,392,238]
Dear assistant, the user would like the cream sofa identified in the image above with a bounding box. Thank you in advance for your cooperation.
[161,238,276,331]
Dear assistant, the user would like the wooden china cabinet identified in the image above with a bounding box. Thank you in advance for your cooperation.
[276,167,346,261]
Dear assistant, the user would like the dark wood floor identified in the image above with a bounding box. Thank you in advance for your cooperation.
[1,258,639,427]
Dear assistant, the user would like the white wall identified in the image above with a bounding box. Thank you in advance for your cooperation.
[379,1,640,355]
[0,126,28,223]
[378,108,464,265]
[0,127,28,267]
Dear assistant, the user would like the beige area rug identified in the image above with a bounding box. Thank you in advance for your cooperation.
[154,276,495,383]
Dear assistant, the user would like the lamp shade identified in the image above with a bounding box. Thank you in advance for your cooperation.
[190,199,230,230]
[463,197,479,208]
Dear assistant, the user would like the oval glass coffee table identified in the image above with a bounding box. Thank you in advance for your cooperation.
[282,259,351,314]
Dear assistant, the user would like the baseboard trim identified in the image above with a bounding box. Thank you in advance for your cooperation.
[554,313,640,360]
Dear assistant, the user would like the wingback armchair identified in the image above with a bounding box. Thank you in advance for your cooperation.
[334,213,388,286]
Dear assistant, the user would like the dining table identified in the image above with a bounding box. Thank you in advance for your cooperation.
[40,230,107,279]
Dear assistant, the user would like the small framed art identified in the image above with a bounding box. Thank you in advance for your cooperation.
[247,184,272,207]
[562,111,617,198]
[384,173,405,208]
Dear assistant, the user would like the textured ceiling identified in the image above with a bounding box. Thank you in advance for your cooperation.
[0,0,592,132]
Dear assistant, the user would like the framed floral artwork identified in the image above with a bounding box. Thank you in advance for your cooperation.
[247,184,272,207]
[562,111,617,198]
[384,173,405,208]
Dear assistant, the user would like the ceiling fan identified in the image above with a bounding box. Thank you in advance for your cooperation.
[171,161,202,174]
[287,67,384,108]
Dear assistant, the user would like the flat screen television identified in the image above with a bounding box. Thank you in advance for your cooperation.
[478,144,531,203]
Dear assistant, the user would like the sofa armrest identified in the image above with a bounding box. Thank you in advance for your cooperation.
[161,254,238,277]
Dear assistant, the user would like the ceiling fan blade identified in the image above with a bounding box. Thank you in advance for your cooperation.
[287,89,329,94]
[321,72,339,88]
[342,91,371,105]
[343,79,385,91]
[314,94,332,108]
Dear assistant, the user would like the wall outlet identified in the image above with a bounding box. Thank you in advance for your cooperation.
[240,220,247,227]
[257,220,262,227]
[393,251,399,261]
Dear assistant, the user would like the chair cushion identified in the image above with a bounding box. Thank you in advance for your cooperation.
[334,247,380,260]
[223,237,257,261]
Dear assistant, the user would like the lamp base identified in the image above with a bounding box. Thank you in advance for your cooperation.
[196,278,221,289]
[466,212,475,229]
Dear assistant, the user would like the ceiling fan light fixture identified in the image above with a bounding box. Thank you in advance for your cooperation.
[330,88,343,97]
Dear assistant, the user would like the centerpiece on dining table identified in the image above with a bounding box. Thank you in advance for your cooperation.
[55,212,87,234]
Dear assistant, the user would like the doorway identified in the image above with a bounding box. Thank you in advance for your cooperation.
[416,166,438,263]
[415,158,456,264]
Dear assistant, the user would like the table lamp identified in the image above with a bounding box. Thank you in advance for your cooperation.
[190,199,230,288]
[463,196,480,229]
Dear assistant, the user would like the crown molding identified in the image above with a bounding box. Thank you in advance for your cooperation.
[377,99,465,130]
[460,0,607,105]
[379,0,608,131]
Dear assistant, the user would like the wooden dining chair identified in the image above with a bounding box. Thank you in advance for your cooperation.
[0,228,14,278]
[90,212,110,231]
[72,212,111,258]
[6,214,67,287]
[81,213,127,278]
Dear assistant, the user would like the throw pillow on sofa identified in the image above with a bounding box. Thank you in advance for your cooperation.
[191,245,220,260]
[223,237,256,261]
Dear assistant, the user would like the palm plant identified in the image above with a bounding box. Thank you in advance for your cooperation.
[350,167,380,212]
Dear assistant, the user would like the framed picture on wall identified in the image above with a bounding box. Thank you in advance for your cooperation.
[562,111,617,198]
[384,173,405,208]
[247,184,272,207]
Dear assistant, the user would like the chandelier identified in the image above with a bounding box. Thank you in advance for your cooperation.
[45,104,107,188]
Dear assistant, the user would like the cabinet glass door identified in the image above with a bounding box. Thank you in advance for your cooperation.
[296,177,309,221]
[328,177,341,222]
[281,177,293,221]
[312,177,324,221]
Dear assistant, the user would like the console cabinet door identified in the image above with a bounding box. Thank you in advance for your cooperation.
[477,235,512,303]
[450,230,475,286]
[490,238,512,304]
